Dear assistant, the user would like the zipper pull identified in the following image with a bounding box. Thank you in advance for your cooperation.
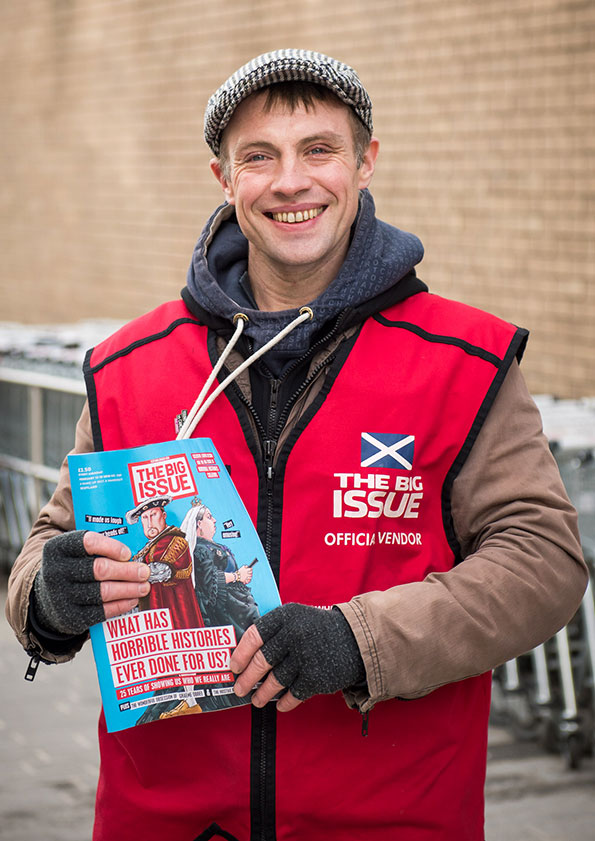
[25,655,41,682]
[361,710,370,737]
[270,379,280,411]
[264,439,275,482]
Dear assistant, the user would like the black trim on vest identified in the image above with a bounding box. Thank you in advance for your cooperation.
[83,347,103,452]
[372,314,505,367]
[87,317,203,375]
[441,326,530,561]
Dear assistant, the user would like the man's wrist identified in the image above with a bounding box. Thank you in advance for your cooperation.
[28,590,86,648]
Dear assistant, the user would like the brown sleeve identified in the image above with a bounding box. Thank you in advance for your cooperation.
[338,362,588,712]
[5,401,94,661]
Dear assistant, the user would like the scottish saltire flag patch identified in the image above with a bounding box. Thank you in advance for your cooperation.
[360,433,415,470]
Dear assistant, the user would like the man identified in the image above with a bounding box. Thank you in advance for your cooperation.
[125,495,204,630]
[6,50,587,841]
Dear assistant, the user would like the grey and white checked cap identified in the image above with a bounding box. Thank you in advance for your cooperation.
[204,49,373,155]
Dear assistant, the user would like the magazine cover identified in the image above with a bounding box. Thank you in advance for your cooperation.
[68,438,281,732]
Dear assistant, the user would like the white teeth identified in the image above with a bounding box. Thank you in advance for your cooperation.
[271,207,324,223]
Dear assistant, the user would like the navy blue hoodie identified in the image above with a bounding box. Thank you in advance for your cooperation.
[183,189,425,375]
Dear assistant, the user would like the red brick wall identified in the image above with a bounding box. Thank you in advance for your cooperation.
[1,0,593,396]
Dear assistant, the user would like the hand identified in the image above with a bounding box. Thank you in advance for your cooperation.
[229,603,366,713]
[32,530,151,636]
[236,565,253,584]
[87,531,151,619]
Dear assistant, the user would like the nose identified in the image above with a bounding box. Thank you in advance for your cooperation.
[270,153,312,196]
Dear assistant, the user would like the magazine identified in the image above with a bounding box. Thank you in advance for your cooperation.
[68,438,280,732]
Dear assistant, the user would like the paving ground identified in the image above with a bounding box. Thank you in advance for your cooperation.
[485,726,595,840]
[1,582,594,840]
[1,583,99,841]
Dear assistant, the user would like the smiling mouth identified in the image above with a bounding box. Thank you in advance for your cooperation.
[267,206,326,224]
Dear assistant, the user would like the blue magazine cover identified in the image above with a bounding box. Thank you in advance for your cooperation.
[68,438,281,733]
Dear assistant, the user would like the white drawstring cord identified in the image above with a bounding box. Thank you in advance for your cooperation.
[176,313,248,440]
[177,307,313,440]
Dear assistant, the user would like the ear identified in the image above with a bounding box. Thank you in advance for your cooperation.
[357,137,380,190]
[210,158,235,205]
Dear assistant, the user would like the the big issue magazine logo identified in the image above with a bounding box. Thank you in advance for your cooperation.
[127,453,219,505]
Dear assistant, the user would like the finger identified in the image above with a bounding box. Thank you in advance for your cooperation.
[233,649,274,698]
[100,578,150,605]
[250,670,287,708]
[229,624,264,674]
[84,531,131,562]
[94,556,150,583]
[276,690,303,713]
[103,598,143,620]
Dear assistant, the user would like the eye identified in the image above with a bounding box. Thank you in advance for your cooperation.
[308,146,330,156]
[245,152,269,163]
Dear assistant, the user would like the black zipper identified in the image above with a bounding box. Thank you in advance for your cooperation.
[262,438,276,566]
[222,376,279,841]
[255,376,283,841]
[267,379,280,432]
[273,354,335,436]
[263,379,281,560]
[215,320,348,840]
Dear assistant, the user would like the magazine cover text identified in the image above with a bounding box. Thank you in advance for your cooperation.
[69,438,280,733]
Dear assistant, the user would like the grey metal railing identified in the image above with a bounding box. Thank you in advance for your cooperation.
[492,433,595,770]
[492,564,595,770]
[0,365,86,571]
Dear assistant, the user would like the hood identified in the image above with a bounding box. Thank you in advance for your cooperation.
[183,189,425,362]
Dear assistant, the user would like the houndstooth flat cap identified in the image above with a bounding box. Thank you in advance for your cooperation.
[204,49,373,155]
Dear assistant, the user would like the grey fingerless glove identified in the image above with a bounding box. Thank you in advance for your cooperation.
[255,603,366,701]
[32,530,105,636]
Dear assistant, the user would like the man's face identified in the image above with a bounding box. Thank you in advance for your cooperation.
[141,506,167,539]
[211,93,378,288]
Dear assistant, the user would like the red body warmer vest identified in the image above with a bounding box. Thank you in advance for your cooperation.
[84,292,527,841]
